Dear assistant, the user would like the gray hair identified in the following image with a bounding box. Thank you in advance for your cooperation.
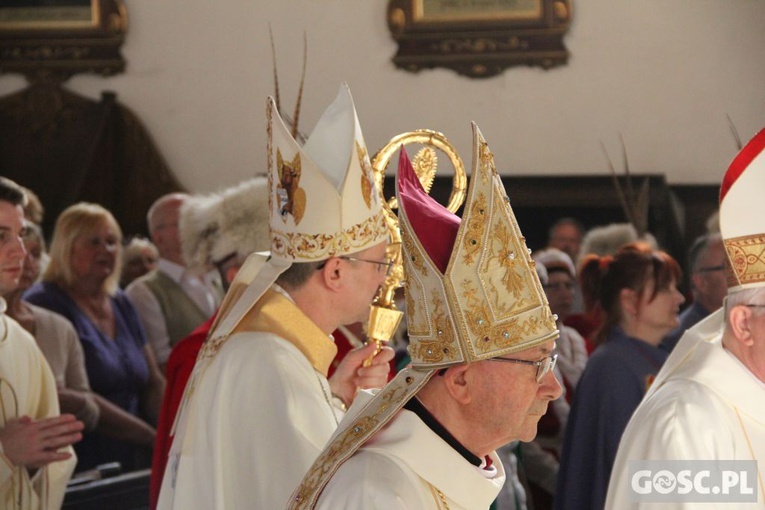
[724,287,765,326]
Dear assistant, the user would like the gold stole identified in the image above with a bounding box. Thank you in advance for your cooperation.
[232,289,338,377]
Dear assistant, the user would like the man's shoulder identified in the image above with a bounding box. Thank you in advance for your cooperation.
[319,448,427,508]
[206,331,315,374]
[1,314,49,366]
[126,269,165,290]
[625,377,736,450]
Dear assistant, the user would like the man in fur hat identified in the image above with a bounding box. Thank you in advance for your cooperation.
[287,124,562,510]
[157,84,394,510]
[606,129,765,508]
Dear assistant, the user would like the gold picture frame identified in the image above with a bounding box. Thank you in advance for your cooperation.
[388,0,572,78]
[0,0,127,81]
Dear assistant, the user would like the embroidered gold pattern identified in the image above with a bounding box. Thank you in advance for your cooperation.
[289,376,421,510]
[462,193,486,265]
[270,210,388,260]
[490,219,525,301]
[401,226,426,275]
[199,334,227,359]
[478,141,493,184]
[429,484,451,510]
[357,141,375,209]
[404,279,429,337]
[724,235,765,287]
[409,296,457,364]
[461,279,555,352]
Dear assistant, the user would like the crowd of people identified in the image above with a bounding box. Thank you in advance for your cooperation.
[0,85,763,510]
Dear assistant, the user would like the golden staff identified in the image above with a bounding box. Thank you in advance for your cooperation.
[363,130,467,366]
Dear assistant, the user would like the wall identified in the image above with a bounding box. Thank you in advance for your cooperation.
[1,0,764,193]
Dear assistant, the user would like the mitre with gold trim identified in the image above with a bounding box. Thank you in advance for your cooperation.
[205,83,388,345]
[268,82,387,262]
[720,128,765,291]
[288,122,558,509]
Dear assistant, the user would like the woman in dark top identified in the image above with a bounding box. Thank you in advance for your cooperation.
[554,242,684,510]
[25,203,164,472]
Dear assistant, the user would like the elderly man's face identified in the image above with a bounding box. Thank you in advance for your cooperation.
[472,339,562,447]
[549,223,582,261]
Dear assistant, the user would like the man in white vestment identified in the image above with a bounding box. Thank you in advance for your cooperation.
[606,128,765,509]
[288,124,562,510]
[157,84,394,510]
[0,176,83,510]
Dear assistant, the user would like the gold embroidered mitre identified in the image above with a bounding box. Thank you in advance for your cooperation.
[401,122,558,367]
[267,83,388,262]
[719,128,765,290]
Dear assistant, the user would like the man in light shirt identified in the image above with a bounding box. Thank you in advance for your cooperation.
[126,193,222,370]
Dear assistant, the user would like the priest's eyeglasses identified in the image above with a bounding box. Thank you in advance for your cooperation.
[338,256,394,276]
[488,353,558,383]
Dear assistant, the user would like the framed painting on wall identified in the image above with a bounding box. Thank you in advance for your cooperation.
[388,0,572,78]
[0,0,127,81]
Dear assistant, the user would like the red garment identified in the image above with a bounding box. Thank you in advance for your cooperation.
[149,314,216,510]
[563,308,602,354]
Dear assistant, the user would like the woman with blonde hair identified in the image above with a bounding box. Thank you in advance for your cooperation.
[25,203,165,472]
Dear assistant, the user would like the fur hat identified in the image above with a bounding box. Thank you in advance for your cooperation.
[179,177,270,271]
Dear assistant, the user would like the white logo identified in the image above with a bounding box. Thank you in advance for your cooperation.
[628,461,757,503]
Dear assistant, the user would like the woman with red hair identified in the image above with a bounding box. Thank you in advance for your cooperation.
[554,242,684,510]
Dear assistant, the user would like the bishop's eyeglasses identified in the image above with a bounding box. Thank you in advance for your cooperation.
[317,256,394,276]
[487,353,558,383]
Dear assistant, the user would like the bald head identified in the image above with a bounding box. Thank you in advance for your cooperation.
[148,193,189,265]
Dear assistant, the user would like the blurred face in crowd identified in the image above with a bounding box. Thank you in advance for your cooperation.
[18,232,43,292]
[544,270,576,320]
[549,222,582,261]
[71,219,120,285]
[121,241,159,287]
[693,238,727,313]
[0,201,26,295]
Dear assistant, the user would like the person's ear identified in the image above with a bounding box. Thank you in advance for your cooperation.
[441,364,473,405]
[620,288,639,317]
[729,305,756,347]
[318,257,343,291]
